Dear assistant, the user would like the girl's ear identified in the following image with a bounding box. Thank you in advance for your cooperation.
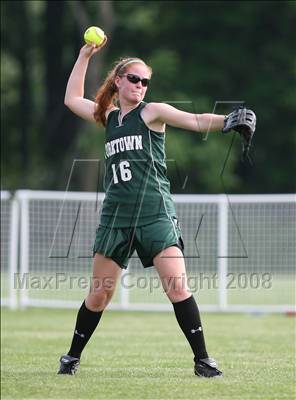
[114,75,121,90]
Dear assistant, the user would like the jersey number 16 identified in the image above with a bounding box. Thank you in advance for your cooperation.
[111,161,132,184]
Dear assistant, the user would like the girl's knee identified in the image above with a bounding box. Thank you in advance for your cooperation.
[167,289,190,303]
[86,285,115,311]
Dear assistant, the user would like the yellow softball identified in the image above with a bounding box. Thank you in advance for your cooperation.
[84,26,105,46]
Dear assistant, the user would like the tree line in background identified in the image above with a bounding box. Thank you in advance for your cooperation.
[1,0,296,194]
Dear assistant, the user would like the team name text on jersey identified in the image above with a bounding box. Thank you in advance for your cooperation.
[105,135,143,159]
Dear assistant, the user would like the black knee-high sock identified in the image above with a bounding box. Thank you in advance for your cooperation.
[173,295,208,362]
[68,301,103,359]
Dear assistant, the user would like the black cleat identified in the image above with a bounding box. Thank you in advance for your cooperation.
[58,355,80,375]
[194,357,223,378]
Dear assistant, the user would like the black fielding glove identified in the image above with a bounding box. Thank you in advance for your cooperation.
[222,106,256,161]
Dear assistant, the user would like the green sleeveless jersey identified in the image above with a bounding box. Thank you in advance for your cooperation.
[100,102,176,227]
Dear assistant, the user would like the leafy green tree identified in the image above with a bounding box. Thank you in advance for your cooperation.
[1,1,295,193]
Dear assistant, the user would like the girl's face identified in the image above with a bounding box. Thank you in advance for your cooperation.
[115,63,151,104]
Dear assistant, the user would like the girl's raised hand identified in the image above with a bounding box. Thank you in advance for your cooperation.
[79,35,108,59]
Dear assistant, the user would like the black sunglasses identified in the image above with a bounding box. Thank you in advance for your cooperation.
[124,73,150,87]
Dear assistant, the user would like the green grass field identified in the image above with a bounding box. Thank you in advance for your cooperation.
[1,308,295,400]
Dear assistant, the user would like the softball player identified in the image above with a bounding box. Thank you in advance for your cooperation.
[58,39,225,378]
